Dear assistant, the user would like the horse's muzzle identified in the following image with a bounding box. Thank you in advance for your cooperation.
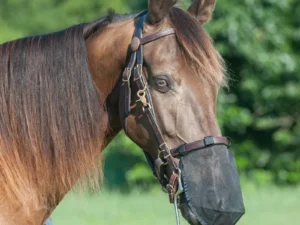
[179,193,202,225]
[178,144,245,225]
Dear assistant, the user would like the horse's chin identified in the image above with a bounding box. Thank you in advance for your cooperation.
[179,194,202,225]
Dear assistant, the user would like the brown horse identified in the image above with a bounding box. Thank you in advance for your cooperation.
[0,0,240,224]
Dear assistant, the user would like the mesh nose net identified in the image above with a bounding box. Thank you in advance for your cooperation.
[180,145,245,225]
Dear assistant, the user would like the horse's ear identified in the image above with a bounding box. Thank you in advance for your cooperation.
[187,0,216,24]
[147,0,177,24]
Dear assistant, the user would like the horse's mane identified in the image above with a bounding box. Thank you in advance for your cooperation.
[0,24,108,210]
[169,8,227,87]
[84,9,137,38]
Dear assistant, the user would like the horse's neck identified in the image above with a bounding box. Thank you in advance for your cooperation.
[85,19,135,142]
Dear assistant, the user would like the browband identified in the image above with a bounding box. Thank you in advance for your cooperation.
[130,28,176,51]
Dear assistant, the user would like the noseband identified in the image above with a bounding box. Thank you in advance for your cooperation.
[119,12,230,208]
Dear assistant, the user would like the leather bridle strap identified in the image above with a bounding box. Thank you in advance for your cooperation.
[171,136,231,158]
[131,15,178,179]
[119,13,175,132]
[119,14,178,202]
[140,28,175,45]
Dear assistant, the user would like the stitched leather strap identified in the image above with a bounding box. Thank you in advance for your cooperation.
[171,136,231,158]
[130,28,175,51]
[167,173,178,203]
[133,68,178,173]
[119,52,137,132]
[140,28,175,45]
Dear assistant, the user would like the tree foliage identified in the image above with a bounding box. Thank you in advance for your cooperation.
[210,0,300,184]
[1,0,299,187]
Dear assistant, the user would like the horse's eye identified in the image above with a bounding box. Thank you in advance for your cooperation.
[157,79,168,87]
[152,75,171,93]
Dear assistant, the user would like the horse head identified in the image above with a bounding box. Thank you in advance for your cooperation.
[0,1,244,224]
[87,1,244,225]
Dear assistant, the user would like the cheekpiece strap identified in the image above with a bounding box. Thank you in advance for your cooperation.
[119,13,179,203]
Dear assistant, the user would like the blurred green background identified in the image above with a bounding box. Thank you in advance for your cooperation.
[1,0,299,224]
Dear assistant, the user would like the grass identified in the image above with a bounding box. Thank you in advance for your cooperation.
[52,183,300,225]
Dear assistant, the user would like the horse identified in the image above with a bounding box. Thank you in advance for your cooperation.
[0,1,245,225]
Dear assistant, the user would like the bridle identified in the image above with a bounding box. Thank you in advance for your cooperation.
[119,12,231,224]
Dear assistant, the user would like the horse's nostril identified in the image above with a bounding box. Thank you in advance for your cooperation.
[179,194,202,225]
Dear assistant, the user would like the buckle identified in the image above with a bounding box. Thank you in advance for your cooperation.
[122,68,132,82]
[204,136,214,146]
[159,142,169,151]
[226,136,232,146]
[177,144,186,156]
